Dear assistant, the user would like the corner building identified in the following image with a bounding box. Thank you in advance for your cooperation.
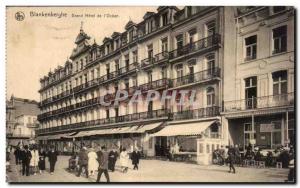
[222,7,295,151]
[38,6,236,164]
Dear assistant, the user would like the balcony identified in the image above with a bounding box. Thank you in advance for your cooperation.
[117,62,137,76]
[139,78,171,92]
[172,106,221,121]
[169,34,221,60]
[172,67,220,88]
[37,109,170,134]
[223,93,294,113]
[141,51,169,69]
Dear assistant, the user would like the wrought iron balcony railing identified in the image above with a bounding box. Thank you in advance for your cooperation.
[37,108,170,134]
[223,93,294,112]
[139,78,171,92]
[141,51,169,68]
[172,106,220,120]
[172,67,220,88]
[169,34,221,59]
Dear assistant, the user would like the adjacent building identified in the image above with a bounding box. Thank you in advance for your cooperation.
[36,6,295,164]
[6,95,40,146]
[222,6,295,151]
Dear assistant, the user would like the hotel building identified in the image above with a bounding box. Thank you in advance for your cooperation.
[37,6,294,164]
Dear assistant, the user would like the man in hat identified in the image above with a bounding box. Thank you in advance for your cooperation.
[96,146,110,182]
[21,145,32,176]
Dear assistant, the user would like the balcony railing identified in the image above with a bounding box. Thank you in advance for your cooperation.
[37,109,170,134]
[141,52,169,68]
[172,106,220,120]
[169,34,221,59]
[172,67,220,88]
[223,93,294,112]
[139,78,171,92]
[117,63,137,75]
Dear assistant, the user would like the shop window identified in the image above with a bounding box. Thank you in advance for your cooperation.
[245,35,257,61]
[244,123,256,148]
[273,26,287,54]
[288,119,295,147]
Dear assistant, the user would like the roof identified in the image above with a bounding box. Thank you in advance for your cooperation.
[75,29,91,44]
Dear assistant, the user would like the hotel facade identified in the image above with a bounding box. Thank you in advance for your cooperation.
[36,6,295,164]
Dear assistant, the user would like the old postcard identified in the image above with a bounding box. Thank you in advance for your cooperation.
[6,6,295,183]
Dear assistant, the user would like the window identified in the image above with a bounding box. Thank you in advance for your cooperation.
[206,54,215,76]
[76,62,79,72]
[188,28,197,44]
[245,35,257,60]
[147,44,153,59]
[161,66,167,79]
[272,70,287,95]
[245,76,257,109]
[176,64,183,81]
[176,34,184,49]
[187,6,192,17]
[161,38,168,52]
[132,76,137,87]
[273,26,287,54]
[206,87,215,107]
[106,109,110,119]
[129,30,134,42]
[91,70,94,80]
[206,20,216,36]
[115,60,119,73]
[162,12,168,26]
[273,6,286,13]
[80,59,83,70]
[132,50,138,63]
[147,71,152,82]
[244,123,256,148]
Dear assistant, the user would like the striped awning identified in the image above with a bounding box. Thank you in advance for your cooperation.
[150,120,218,137]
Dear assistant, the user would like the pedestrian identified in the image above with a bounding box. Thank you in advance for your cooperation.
[14,146,21,165]
[234,144,241,165]
[120,148,129,173]
[77,147,89,178]
[96,146,110,182]
[131,148,141,170]
[38,147,46,174]
[21,145,32,176]
[108,147,118,172]
[88,147,98,176]
[48,145,58,175]
[30,145,39,175]
[227,146,236,174]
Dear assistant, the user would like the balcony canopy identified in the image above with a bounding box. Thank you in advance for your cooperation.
[150,120,218,137]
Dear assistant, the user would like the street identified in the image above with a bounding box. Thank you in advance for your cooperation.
[7,155,289,183]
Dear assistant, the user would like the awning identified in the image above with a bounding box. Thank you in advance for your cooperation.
[150,120,218,137]
[134,122,162,133]
[37,132,73,140]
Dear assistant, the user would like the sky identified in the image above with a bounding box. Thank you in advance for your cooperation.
[6,6,162,101]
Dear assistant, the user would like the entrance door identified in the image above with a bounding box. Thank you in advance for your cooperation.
[245,77,257,109]
[155,137,168,156]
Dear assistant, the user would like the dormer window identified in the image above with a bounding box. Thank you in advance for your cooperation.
[273,6,286,14]
[187,6,192,17]
[129,30,134,42]
[115,39,120,49]
[106,44,110,55]
[162,12,168,26]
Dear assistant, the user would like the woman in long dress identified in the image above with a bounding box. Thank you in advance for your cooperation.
[120,148,129,173]
[87,148,98,176]
[30,145,39,175]
[38,148,46,174]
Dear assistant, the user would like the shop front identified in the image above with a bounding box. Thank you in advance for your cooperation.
[228,112,295,151]
[151,118,223,165]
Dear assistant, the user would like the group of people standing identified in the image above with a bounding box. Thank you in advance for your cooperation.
[13,144,58,176]
[71,146,141,182]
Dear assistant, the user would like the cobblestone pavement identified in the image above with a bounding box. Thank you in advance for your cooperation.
[7,155,289,183]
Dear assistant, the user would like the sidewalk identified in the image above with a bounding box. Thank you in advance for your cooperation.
[7,155,289,183]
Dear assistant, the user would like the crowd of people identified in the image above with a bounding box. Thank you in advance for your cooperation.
[212,144,295,177]
[9,144,58,176]
[69,145,141,182]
